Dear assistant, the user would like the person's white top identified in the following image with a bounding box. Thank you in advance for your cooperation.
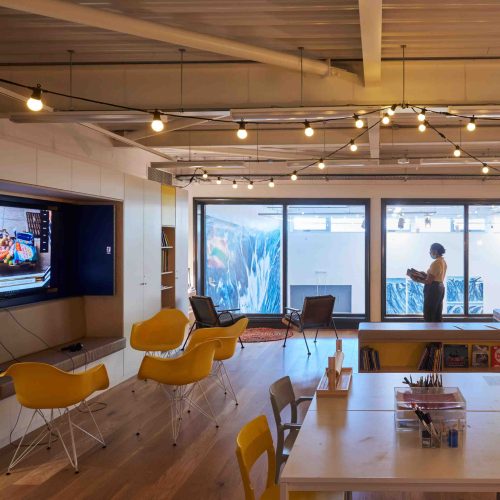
[427,255,447,282]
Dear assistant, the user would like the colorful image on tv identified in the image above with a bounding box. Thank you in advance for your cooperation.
[0,206,51,297]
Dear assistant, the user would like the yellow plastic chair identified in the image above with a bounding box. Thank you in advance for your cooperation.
[186,317,248,405]
[137,339,221,445]
[236,415,344,500]
[131,308,189,356]
[0,362,109,474]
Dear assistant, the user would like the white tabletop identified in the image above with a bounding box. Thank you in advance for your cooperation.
[280,411,500,499]
[308,372,500,413]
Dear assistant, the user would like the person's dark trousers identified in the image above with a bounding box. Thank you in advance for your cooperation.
[423,281,445,321]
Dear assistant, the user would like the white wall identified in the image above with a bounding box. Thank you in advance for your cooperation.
[187,180,500,321]
[0,119,162,448]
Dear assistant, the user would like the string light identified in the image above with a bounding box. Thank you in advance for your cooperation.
[237,121,248,139]
[318,159,325,170]
[202,170,208,179]
[482,165,490,174]
[216,176,222,184]
[151,110,164,132]
[232,180,238,189]
[467,117,476,132]
[349,140,358,152]
[304,121,314,137]
[268,178,275,188]
[26,84,43,111]
[291,171,298,181]
[247,181,254,190]
[381,113,390,125]
[453,146,461,158]
[418,122,427,132]
[387,104,397,116]
[354,114,364,128]
[417,109,426,122]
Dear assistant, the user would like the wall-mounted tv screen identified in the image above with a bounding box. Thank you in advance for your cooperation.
[0,206,52,299]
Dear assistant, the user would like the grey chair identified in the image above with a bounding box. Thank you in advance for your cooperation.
[269,376,313,482]
[281,294,338,355]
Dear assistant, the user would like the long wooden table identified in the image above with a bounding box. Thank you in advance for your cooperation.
[280,373,500,500]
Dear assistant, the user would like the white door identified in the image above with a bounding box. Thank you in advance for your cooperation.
[175,188,189,314]
[143,179,162,318]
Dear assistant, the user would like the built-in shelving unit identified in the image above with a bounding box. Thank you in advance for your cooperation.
[161,184,176,309]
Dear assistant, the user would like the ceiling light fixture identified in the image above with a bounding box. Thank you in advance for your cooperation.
[467,117,476,132]
[151,110,164,132]
[202,170,208,179]
[354,114,364,128]
[247,181,254,190]
[237,121,248,139]
[482,165,490,174]
[268,178,275,188]
[216,176,222,184]
[318,159,325,170]
[387,104,397,116]
[291,171,298,181]
[453,146,461,157]
[418,122,427,132]
[349,140,358,152]
[26,84,43,112]
[304,121,314,137]
[417,109,426,122]
[381,113,390,125]
[232,180,238,189]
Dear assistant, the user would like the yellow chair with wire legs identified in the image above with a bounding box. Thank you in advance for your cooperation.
[1,362,109,474]
[236,415,344,500]
[186,317,248,405]
[131,308,189,356]
[137,339,221,445]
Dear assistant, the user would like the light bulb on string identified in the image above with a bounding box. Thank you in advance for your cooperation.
[247,181,254,190]
[26,84,43,111]
[453,146,461,158]
[417,109,426,122]
[304,121,314,137]
[151,110,164,132]
[232,180,238,189]
[467,117,476,132]
[354,114,364,128]
[202,170,208,179]
[318,159,325,170]
[268,178,275,188]
[381,113,390,125]
[349,140,358,152]
[482,164,490,174]
[216,177,222,185]
[418,122,427,133]
[387,105,397,116]
[291,171,298,181]
[237,121,248,139]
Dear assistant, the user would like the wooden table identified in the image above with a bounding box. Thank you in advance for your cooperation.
[308,372,500,412]
[280,372,500,500]
[280,411,500,499]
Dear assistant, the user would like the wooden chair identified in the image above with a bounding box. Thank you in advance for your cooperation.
[269,376,312,482]
[182,295,246,350]
[281,295,338,355]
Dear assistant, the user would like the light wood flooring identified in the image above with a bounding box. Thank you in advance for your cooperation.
[0,332,496,500]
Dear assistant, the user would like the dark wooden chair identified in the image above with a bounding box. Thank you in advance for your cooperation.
[181,295,246,350]
[281,294,338,355]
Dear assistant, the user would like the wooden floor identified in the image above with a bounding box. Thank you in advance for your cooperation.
[0,332,496,500]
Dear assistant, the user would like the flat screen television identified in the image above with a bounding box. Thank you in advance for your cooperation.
[0,202,53,301]
[0,194,115,308]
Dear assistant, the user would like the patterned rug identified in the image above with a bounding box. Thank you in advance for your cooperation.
[241,328,292,343]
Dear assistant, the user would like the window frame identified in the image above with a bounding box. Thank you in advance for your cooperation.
[381,198,500,321]
[194,198,371,323]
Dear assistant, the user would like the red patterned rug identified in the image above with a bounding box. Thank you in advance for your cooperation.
[241,328,292,343]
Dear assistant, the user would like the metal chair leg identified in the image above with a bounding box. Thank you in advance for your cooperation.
[66,411,79,473]
[302,329,311,355]
[283,321,291,348]
[181,322,197,351]
[238,336,245,349]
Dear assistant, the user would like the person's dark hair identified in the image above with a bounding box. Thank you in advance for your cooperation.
[430,243,446,256]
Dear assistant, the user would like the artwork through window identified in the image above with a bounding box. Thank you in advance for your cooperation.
[204,205,282,314]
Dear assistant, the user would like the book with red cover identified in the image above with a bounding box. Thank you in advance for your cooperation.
[491,346,500,369]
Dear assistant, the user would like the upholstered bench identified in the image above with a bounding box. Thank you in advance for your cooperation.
[0,337,125,400]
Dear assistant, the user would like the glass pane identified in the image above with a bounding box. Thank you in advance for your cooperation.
[204,204,282,314]
[385,204,464,315]
[287,205,366,314]
[468,205,500,314]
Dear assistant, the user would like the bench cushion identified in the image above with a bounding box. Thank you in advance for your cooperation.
[0,337,125,400]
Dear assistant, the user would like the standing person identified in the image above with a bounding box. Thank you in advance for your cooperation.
[407,243,447,321]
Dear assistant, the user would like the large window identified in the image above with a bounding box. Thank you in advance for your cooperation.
[384,200,499,318]
[287,205,366,314]
[196,200,369,317]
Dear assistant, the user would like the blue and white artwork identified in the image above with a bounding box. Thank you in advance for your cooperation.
[204,213,282,314]
[386,276,483,315]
